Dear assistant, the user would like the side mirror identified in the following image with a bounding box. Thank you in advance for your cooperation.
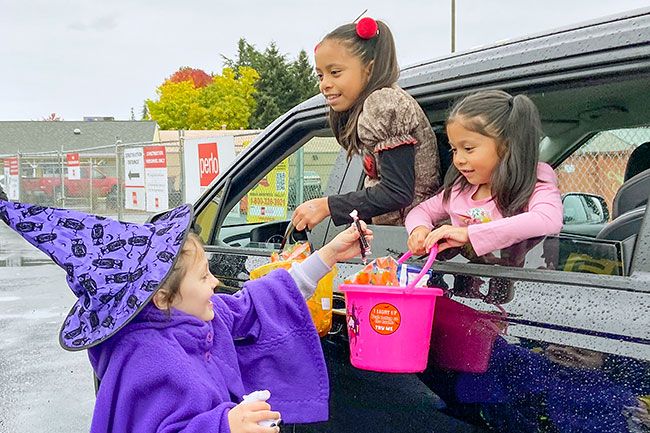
[562,193,609,225]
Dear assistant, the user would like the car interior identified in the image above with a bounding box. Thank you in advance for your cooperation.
[198,68,650,280]
[420,73,650,275]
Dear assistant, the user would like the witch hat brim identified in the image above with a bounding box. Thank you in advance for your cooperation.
[0,197,193,351]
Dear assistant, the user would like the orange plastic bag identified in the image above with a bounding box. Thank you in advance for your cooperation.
[344,256,399,286]
[250,242,335,337]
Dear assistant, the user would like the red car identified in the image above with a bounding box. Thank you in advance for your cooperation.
[21,167,117,203]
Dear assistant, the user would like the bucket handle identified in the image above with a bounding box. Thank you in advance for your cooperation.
[398,244,438,291]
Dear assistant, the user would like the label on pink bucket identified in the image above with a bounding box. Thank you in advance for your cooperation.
[369,303,401,335]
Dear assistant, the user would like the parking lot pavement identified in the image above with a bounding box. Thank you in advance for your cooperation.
[0,224,94,433]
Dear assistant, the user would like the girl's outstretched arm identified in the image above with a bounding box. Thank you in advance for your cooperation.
[467,164,563,256]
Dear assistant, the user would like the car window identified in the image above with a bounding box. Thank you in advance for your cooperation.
[214,135,340,250]
[557,127,650,220]
[390,78,650,277]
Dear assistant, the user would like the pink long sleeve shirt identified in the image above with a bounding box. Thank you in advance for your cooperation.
[405,163,564,256]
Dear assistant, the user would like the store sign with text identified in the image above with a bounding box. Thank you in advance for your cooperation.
[144,146,168,212]
[183,137,236,203]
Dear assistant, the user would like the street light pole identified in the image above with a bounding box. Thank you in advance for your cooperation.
[451,0,456,53]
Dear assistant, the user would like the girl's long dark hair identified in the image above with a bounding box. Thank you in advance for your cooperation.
[443,90,542,217]
[321,20,400,159]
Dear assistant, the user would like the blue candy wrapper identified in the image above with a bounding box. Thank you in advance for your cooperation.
[397,263,432,287]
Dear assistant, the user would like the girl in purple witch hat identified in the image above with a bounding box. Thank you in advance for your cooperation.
[0,183,372,433]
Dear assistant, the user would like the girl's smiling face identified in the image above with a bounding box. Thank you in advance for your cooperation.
[447,119,502,191]
[171,253,219,321]
[315,39,372,112]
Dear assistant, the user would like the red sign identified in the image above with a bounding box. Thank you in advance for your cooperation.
[7,157,18,176]
[143,146,167,168]
[66,153,80,167]
[198,142,220,187]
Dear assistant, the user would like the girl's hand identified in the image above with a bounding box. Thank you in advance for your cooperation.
[407,226,432,255]
[292,198,330,231]
[319,222,373,267]
[228,401,281,433]
[424,225,469,253]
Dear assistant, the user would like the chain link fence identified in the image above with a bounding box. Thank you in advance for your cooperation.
[556,127,650,219]
[0,132,261,223]
[6,127,645,225]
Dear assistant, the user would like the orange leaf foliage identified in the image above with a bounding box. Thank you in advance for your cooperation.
[168,67,212,88]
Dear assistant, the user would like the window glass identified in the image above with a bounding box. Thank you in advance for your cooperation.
[195,193,222,245]
[216,136,340,250]
[556,127,650,217]
[416,81,650,274]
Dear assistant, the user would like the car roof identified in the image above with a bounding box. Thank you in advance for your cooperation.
[224,7,650,188]
[294,7,650,113]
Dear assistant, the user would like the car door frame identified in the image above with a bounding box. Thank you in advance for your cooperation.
[193,10,650,360]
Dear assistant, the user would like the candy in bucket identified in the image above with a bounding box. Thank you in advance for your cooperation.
[339,248,443,373]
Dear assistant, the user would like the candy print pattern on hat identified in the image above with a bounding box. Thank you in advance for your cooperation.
[0,200,193,351]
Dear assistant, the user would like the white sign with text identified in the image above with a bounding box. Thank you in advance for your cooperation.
[123,148,146,211]
[183,136,236,203]
[144,146,169,212]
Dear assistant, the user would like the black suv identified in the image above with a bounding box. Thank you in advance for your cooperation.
[191,9,650,433]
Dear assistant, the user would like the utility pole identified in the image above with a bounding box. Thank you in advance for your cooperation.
[451,0,456,53]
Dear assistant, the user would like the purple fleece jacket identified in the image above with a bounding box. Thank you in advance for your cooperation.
[87,269,329,433]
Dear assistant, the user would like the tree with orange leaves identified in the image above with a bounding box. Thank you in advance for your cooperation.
[168,67,213,88]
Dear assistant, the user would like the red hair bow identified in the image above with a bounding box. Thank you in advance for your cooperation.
[356,17,378,39]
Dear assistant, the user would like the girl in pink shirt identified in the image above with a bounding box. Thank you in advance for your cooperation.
[406,90,563,257]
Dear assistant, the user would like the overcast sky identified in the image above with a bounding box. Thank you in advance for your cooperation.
[1,0,648,121]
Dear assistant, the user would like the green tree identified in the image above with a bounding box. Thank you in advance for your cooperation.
[146,80,202,130]
[146,66,258,130]
[223,38,263,74]
[249,43,295,128]
[141,102,150,120]
[199,67,259,129]
[290,49,319,105]
[223,40,319,129]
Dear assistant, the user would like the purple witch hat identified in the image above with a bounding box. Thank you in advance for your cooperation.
[0,197,193,351]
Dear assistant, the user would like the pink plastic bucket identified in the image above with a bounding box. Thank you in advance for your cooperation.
[339,249,443,373]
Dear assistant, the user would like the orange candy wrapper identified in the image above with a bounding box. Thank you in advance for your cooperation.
[344,256,399,286]
[270,242,311,263]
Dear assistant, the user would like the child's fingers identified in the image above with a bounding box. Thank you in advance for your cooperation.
[424,232,442,253]
[407,236,419,253]
[345,224,372,240]
[240,401,271,411]
[407,233,426,254]
[250,410,281,423]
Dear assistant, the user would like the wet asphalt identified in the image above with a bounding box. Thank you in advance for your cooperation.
[0,222,94,433]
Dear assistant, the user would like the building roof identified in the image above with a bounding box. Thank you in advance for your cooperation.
[0,121,159,155]
[158,129,262,142]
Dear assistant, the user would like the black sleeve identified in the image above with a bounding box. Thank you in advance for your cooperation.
[0,183,7,201]
[328,144,415,226]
